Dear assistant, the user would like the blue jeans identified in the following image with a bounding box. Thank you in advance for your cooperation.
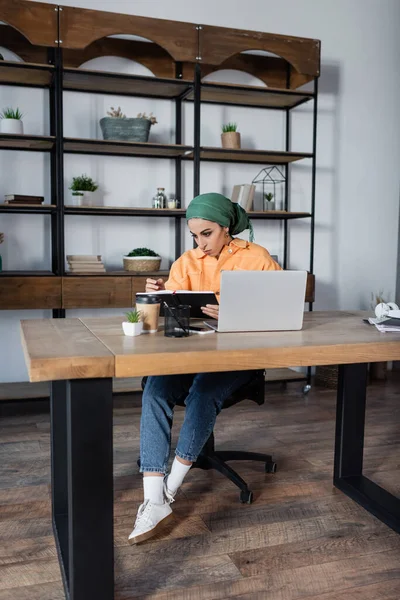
[140,370,257,473]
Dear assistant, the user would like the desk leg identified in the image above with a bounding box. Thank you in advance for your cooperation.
[334,363,400,533]
[51,378,114,600]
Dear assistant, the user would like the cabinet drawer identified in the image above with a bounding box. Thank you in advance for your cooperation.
[0,277,61,309]
[62,277,132,308]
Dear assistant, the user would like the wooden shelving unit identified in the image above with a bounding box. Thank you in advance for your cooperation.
[0,0,320,395]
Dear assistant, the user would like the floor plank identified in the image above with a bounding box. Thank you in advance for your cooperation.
[0,375,399,599]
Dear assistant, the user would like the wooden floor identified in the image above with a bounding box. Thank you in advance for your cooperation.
[0,375,400,599]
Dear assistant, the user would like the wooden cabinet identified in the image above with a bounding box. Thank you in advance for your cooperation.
[62,277,132,309]
[0,276,61,310]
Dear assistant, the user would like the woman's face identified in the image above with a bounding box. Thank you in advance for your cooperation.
[188,218,229,257]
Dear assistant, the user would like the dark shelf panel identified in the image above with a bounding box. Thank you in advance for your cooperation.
[184,147,313,165]
[63,138,193,158]
[64,206,310,219]
[64,270,170,277]
[0,61,54,88]
[0,271,55,276]
[64,205,185,217]
[63,68,193,99]
[186,82,313,110]
[0,134,55,152]
[0,204,56,214]
[248,211,311,220]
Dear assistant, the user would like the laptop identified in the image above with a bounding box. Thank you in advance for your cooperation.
[205,270,307,333]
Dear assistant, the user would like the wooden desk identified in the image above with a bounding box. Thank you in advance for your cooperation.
[20,311,400,600]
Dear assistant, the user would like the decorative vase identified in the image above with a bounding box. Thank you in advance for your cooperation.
[123,256,161,272]
[0,119,23,135]
[221,131,241,149]
[122,321,143,337]
[99,117,151,142]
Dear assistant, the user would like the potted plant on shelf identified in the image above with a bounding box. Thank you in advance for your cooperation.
[123,247,161,272]
[100,107,158,143]
[221,122,240,149]
[69,174,98,206]
[264,192,276,211]
[0,107,24,135]
[122,308,143,337]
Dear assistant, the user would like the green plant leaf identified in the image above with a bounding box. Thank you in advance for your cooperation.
[126,247,159,257]
[69,174,98,192]
[0,107,23,120]
[125,309,141,323]
[221,122,238,133]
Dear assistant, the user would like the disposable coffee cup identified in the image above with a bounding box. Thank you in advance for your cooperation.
[136,295,161,333]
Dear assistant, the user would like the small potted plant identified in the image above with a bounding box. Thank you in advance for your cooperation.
[69,174,98,206]
[0,107,24,135]
[100,107,158,143]
[123,247,161,272]
[122,308,143,337]
[264,192,276,211]
[221,122,240,149]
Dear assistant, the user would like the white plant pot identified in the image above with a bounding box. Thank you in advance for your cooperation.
[0,119,23,135]
[122,321,143,337]
[71,191,95,206]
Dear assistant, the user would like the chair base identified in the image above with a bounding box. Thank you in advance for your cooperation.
[192,433,277,503]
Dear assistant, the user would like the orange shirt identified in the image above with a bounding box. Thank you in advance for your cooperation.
[165,238,281,293]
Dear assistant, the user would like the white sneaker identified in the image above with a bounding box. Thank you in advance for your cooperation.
[163,476,177,504]
[128,500,173,545]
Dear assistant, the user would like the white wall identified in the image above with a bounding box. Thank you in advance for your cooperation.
[1,0,399,382]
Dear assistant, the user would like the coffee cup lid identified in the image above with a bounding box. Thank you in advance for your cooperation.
[136,294,160,304]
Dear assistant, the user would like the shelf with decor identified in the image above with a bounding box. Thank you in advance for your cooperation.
[186,147,313,165]
[63,67,193,99]
[63,137,192,158]
[63,206,311,219]
[187,82,314,110]
[0,1,319,399]
[0,134,55,152]
[0,60,55,88]
[0,204,56,214]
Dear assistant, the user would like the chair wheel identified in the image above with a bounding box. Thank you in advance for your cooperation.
[240,490,253,504]
[265,462,277,474]
[303,384,311,394]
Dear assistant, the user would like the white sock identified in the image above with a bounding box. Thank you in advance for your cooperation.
[143,476,164,504]
[166,458,192,494]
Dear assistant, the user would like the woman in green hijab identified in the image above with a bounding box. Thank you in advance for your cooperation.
[129,193,280,544]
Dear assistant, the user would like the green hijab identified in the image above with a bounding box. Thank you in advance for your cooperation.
[186,193,254,241]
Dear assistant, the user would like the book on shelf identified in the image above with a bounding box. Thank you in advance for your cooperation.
[231,184,255,212]
[68,262,105,269]
[68,266,106,272]
[4,195,44,204]
[66,255,102,262]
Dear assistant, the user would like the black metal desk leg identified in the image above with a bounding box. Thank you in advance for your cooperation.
[51,381,69,585]
[334,363,400,533]
[51,378,114,600]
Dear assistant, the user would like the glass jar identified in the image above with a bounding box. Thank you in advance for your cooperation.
[152,187,167,209]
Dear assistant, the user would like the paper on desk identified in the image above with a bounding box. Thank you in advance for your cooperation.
[368,316,400,332]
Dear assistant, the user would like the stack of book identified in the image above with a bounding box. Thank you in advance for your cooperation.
[66,255,106,273]
[231,184,255,212]
[4,194,44,205]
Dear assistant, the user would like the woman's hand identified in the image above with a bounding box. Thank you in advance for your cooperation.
[145,278,165,292]
[201,304,219,320]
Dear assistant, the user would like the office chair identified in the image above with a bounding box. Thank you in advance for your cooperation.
[140,370,276,504]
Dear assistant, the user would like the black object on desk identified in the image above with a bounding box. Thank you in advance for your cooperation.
[136,291,218,318]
